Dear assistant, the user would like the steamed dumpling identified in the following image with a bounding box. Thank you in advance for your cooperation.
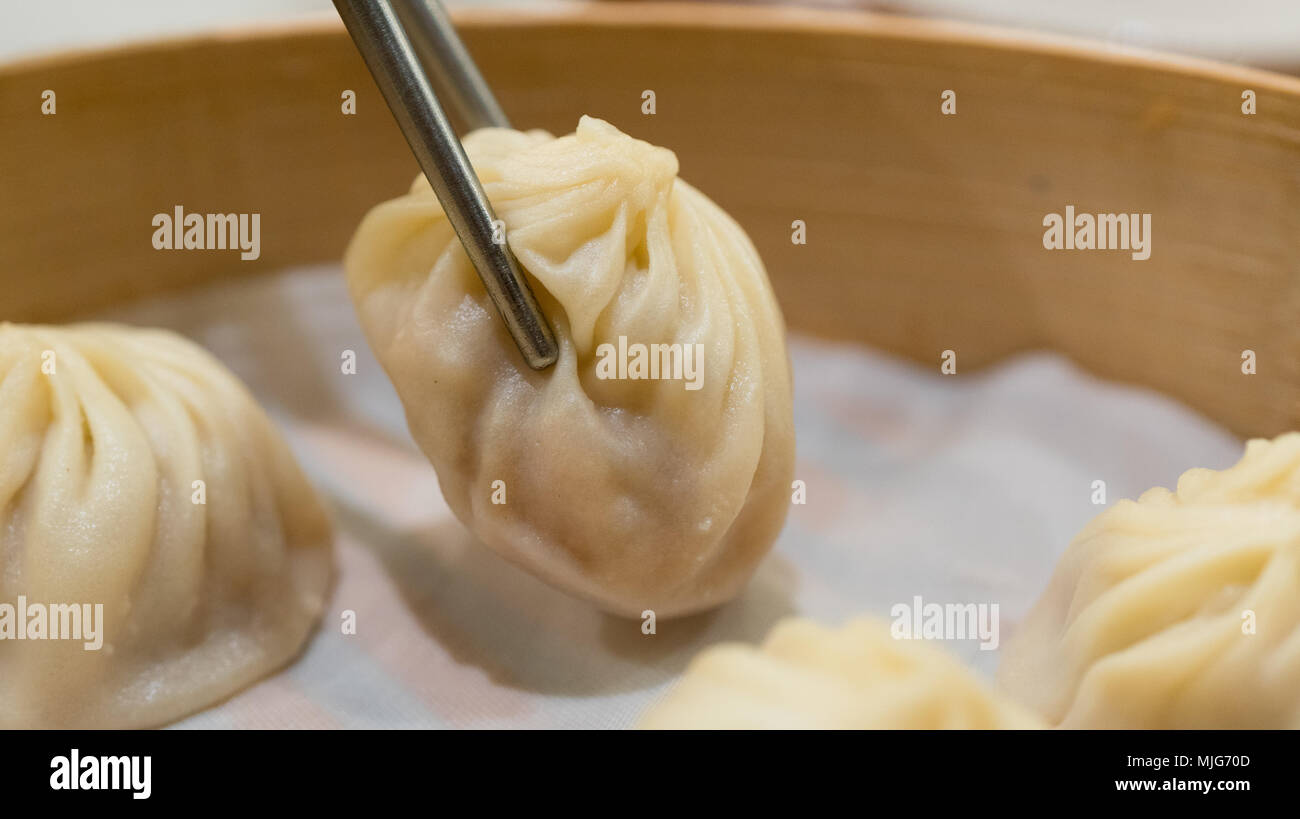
[345,116,794,617]
[999,434,1300,728]
[0,323,333,728]
[641,617,1044,729]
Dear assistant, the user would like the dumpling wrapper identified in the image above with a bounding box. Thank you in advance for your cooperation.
[999,433,1300,728]
[641,617,1044,729]
[345,116,794,617]
[0,323,333,728]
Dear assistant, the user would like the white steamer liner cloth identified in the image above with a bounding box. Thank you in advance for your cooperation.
[92,266,1241,729]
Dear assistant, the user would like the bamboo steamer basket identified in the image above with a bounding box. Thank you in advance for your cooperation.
[1,3,1297,437]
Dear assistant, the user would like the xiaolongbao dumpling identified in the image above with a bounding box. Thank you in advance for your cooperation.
[999,433,1300,728]
[641,617,1043,729]
[0,322,333,728]
[345,116,794,617]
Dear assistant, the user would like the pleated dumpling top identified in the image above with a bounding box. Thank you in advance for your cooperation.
[1000,434,1300,728]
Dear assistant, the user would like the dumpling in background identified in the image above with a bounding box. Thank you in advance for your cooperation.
[640,617,1044,729]
[345,116,794,618]
[0,323,333,729]
[999,434,1300,728]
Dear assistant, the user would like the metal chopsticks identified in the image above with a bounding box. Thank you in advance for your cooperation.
[333,0,558,370]
[389,0,509,131]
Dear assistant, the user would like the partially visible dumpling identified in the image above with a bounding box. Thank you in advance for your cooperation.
[999,433,1300,728]
[640,617,1044,729]
[345,116,794,617]
[0,322,333,728]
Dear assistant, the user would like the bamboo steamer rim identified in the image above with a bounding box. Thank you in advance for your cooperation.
[5,4,1299,93]
[2,2,1296,439]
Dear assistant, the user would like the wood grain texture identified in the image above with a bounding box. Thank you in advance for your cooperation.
[1,3,1298,437]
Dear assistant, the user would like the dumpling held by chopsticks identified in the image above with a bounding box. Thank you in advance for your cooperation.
[345,116,794,617]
